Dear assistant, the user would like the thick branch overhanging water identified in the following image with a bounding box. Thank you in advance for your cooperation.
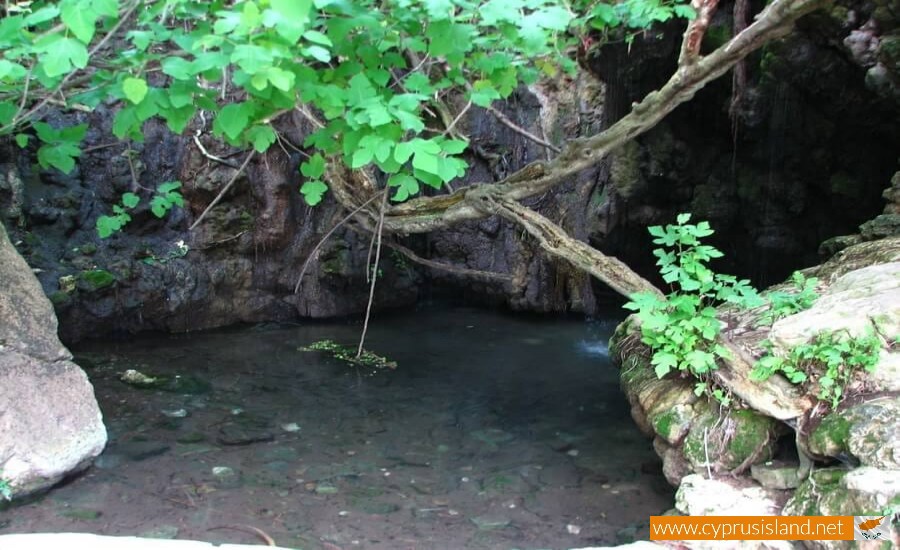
[369,0,827,235]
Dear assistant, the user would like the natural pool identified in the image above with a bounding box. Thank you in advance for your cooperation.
[2,306,673,549]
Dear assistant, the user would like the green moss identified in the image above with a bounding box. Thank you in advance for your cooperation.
[809,413,852,456]
[78,269,116,290]
[652,410,676,439]
[726,410,773,462]
[79,243,97,255]
[48,291,70,306]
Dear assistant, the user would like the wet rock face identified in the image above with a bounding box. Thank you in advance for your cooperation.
[584,0,899,288]
[0,113,421,342]
[0,222,107,497]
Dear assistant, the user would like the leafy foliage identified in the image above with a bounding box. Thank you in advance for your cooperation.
[95,191,139,238]
[95,181,183,238]
[757,271,819,325]
[149,181,184,218]
[624,214,763,403]
[751,330,882,409]
[0,471,10,501]
[0,0,696,212]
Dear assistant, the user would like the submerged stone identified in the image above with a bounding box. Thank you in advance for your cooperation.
[118,441,170,461]
[216,425,275,446]
[60,508,102,520]
[471,516,511,530]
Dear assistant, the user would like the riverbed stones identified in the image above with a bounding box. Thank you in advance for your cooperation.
[0,222,107,498]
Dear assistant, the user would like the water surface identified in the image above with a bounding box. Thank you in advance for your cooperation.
[3,307,672,549]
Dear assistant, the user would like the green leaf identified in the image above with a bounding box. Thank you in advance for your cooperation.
[246,125,277,153]
[302,45,332,63]
[122,77,149,105]
[25,5,60,25]
[61,1,99,43]
[303,30,332,47]
[0,102,15,125]
[301,154,326,179]
[121,192,140,208]
[300,179,328,206]
[15,134,28,148]
[412,150,439,175]
[266,67,295,91]
[38,36,89,78]
[161,57,194,80]
[388,173,419,202]
[37,143,80,173]
[676,212,691,224]
[214,103,254,141]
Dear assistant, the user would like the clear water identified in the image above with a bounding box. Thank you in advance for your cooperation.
[2,306,672,549]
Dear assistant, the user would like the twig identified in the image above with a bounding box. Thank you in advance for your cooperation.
[443,100,472,136]
[189,152,255,231]
[357,189,389,358]
[385,241,512,283]
[193,132,241,168]
[484,105,561,153]
[293,192,385,293]
[207,525,276,547]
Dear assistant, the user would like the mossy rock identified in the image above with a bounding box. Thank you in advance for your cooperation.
[808,398,900,469]
[649,404,696,446]
[860,214,900,240]
[77,269,116,291]
[683,407,777,474]
[808,412,852,458]
[784,467,898,521]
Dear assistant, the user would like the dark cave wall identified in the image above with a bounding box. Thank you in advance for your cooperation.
[581,0,898,289]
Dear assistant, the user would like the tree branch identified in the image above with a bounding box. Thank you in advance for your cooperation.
[379,0,826,234]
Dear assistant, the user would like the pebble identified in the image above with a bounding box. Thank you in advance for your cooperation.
[161,408,187,418]
[567,524,581,535]
[280,422,301,432]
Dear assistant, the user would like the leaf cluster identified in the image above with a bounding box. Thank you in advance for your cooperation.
[757,271,819,326]
[95,181,183,238]
[0,0,696,215]
[751,330,882,409]
[624,213,763,404]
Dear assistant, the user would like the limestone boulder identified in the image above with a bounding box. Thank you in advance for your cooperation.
[0,222,106,497]
[675,474,782,516]
[769,262,900,392]
[782,468,900,550]
[807,397,900,469]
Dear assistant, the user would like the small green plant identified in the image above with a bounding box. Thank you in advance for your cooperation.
[96,191,139,238]
[149,181,184,218]
[757,271,819,325]
[624,213,763,402]
[96,182,184,238]
[752,330,882,409]
[0,471,11,501]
